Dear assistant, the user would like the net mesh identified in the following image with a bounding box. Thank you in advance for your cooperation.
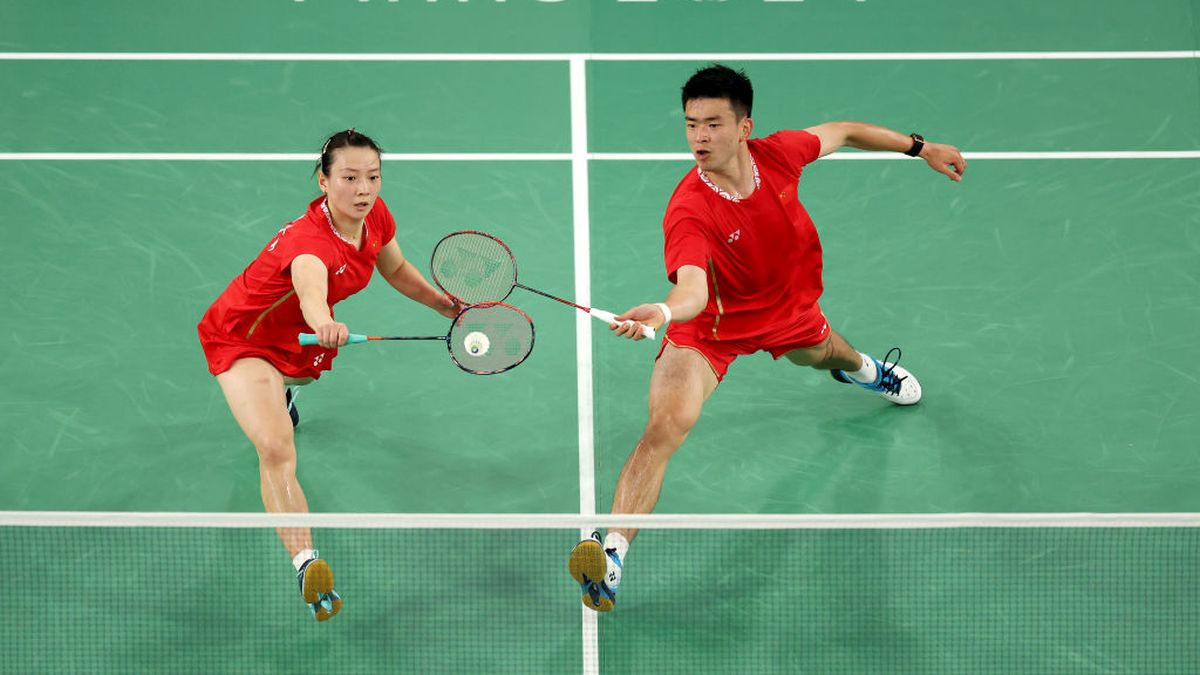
[431,232,517,305]
[447,302,534,374]
[4,516,1198,673]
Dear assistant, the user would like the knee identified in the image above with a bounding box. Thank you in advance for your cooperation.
[786,339,837,368]
[642,409,697,451]
[253,433,296,470]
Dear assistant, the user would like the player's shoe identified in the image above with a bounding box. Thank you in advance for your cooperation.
[296,553,342,621]
[285,387,300,428]
[569,531,622,613]
[831,347,922,405]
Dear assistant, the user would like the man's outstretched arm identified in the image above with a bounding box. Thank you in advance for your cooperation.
[805,121,967,182]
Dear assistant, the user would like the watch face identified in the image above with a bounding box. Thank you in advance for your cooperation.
[911,133,924,142]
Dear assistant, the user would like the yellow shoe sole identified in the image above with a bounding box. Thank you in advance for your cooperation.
[301,559,343,622]
[569,539,614,612]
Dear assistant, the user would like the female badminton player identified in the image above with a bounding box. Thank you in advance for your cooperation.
[197,129,461,621]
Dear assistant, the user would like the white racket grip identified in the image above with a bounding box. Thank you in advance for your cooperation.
[589,308,657,340]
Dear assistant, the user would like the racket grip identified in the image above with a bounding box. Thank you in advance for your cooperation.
[297,333,369,346]
[588,309,657,341]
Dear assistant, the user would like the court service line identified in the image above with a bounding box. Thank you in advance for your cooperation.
[568,56,601,675]
[0,153,574,161]
[3,512,1197,528]
[593,151,1200,161]
[1,51,1196,61]
[2,151,1199,161]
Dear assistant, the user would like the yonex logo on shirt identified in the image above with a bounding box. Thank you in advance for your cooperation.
[334,264,347,275]
[727,229,741,244]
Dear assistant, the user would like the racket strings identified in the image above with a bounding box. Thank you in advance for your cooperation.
[447,303,535,375]
[432,233,517,305]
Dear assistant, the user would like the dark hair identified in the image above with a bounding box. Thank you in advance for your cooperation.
[314,128,382,176]
[681,64,753,119]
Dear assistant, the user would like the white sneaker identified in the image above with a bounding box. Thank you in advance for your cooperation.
[831,347,922,405]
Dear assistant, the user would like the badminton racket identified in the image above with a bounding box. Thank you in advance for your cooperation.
[298,301,534,375]
[429,230,656,340]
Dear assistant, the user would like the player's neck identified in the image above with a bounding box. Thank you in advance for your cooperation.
[331,214,364,237]
[703,147,756,199]
[321,200,364,245]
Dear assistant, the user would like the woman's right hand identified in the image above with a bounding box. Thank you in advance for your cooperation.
[313,321,349,348]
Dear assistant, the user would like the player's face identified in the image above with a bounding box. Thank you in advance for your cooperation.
[319,146,382,226]
[685,97,751,173]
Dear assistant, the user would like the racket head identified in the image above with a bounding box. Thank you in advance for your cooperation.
[446,301,535,375]
[430,230,518,305]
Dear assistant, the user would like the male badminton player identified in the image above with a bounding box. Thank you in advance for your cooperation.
[197,129,461,621]
[569,65,967,612]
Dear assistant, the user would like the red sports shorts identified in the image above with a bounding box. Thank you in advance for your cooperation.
[657,304,830,381]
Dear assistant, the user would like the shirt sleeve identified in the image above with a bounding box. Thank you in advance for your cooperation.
[770,129,823,177]
[265,227,336,275]
[663,204,709,284]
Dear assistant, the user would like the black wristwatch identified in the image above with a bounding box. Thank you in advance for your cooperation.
[904,133,925,157]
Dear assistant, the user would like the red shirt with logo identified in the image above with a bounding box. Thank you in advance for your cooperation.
[662,130,824,342]
[197,196,395,378]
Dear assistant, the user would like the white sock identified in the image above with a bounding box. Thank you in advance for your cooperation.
[604,532,629,562]
[847,352,878,384]
[292,548,316,571]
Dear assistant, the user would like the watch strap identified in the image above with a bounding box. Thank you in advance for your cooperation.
[904,133,925,157]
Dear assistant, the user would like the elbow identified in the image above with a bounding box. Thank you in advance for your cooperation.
[384,258,407,283]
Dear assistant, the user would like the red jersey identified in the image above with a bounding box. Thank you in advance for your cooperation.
[197,196,396,378]
[662,130,824,342]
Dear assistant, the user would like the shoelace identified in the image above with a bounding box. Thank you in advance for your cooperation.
[876,347,908,395]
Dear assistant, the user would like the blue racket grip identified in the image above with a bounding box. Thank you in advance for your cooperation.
[298,333,369,346]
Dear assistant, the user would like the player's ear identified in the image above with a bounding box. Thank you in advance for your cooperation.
[740,116,754,142]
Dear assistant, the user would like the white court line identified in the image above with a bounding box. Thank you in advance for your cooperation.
[0,153,572,161]
[2,151,1198,161]
[592,151,1200,161]
[569,60,597,524]
[2,512,1198,528]
[0,51,1197,61]
[569,56,601,675]
[589,51,1200,61]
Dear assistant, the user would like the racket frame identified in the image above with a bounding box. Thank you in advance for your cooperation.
[296,301,535,375]
[431,230,656,339]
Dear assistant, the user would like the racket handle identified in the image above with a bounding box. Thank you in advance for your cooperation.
[297,333,369,346]
[589,309,657,340]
